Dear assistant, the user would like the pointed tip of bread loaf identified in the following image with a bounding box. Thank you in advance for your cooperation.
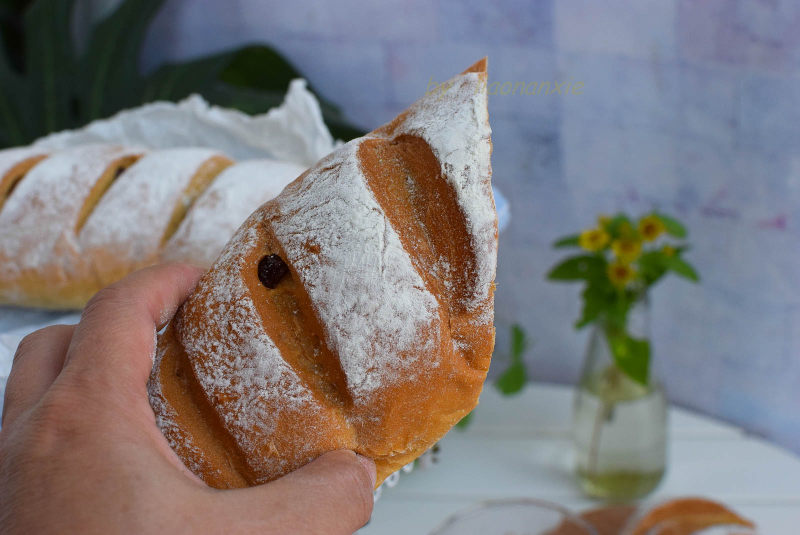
[463,57,488,75]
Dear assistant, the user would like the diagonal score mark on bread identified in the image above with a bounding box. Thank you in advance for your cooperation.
[149,58,496,488]
[161,160,307,268]
[0,147,49,214]
[74,154,142,233]
[247,218,355,411]
[159,154,234,245]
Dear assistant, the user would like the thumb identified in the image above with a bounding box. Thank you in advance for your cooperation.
[219,450,376,535]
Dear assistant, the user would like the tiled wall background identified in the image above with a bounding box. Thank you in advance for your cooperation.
[137,0,799,453]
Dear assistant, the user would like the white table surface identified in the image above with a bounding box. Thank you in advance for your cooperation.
[359,383,800,534]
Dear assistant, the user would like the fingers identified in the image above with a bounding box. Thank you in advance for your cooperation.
[62,263,203,390]
[2,325,74,428]
[220,450,376,535]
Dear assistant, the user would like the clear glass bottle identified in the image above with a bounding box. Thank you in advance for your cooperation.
[572,295,667,500]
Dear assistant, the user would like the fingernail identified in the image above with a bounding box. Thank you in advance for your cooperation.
[356,454,377,488]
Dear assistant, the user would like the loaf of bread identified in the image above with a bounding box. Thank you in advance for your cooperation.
[0,145,304,309]
[148,59,497,488]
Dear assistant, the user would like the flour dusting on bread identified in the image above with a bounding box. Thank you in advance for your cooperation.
[272,141,440,397]
[389,70,495,317]
[0,145,141,270]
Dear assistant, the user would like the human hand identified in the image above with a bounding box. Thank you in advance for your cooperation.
[0,263,375,534]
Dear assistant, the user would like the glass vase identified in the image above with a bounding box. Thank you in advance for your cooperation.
[572,296,667,500]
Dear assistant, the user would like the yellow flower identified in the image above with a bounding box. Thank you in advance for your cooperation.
[611,238,642,263]
[662,245,675,257]
[618,221,634,237]
[607,261,636,288]
[579,228,610,252]
[638,215,665,242]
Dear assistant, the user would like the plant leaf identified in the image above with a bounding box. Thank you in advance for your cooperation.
[23,0,77,134]
[655,212,687,238]
[606,331,650,385]
[547,255,605,281]
[637,250,669,285]
[576,281,613,328]
[79,0,164,121]
[510,323,527,359]
[142,52,243,103]
[553,234,580,248]
[607,213,634,238]
[455,410,474,429]
[495,324,530,396]
[0,38,27,145]
[496,359,527,395]
[668,255,699,282]
[201,83,286,114]
[218,45,302,93]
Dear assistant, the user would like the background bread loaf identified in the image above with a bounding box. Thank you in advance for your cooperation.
[0,146,304,309]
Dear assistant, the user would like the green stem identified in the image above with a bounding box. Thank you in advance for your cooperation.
[587,397,613,475]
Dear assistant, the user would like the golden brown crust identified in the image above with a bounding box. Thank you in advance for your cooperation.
[628,498,755,535]
[0,153,48,213]
[149,59,496,488]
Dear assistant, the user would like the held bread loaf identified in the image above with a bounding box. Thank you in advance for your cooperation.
[148,59,497,488]
[0,145,305,309]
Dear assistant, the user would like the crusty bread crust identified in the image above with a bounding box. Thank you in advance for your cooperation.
[149,59,497,488]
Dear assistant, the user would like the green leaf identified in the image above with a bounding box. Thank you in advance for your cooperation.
[655,212,687,238]
[637,250,669,285]
[218,45,302,93]
[494,324,530,396]
[0,38,27,145]
[575,281,614,328]
[604,297,632,332]
[510,324,526,359]
[553,234,580,248]
[607,213,634,238]
[142,52,244,103]
[455,410,474,429]
[668,255,699,282]
[606,331,650,385]
[495,359,527,395]
[23,0,77,134]
[547,255,605,281]
[79,0,164,121]
[200,83,286,115]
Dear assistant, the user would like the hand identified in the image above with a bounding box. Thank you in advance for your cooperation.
[0,264,375,534]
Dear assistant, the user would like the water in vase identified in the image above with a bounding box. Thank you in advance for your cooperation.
[573,371,667,500]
